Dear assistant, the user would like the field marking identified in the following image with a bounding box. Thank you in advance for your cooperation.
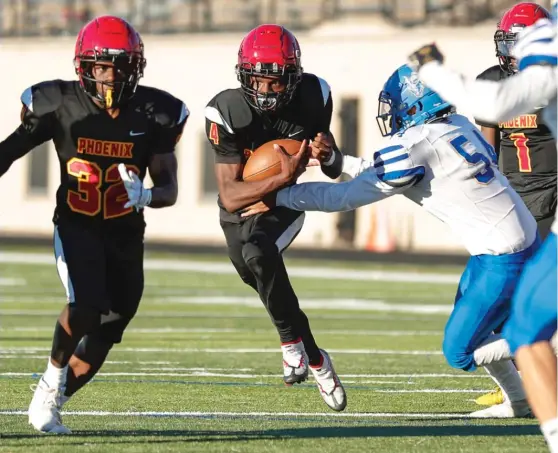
[0,251,460,284]
[1,326,443,336]
[0,278,25,286]
[0,371,489,380]
[0,410,481,419]
[0,309,435,322]
[0,347,443,355]
[0,296,453,315]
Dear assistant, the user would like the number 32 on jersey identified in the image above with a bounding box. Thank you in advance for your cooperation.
[66,158,140,219]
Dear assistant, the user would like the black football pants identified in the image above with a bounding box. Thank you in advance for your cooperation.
[221,208,321,360]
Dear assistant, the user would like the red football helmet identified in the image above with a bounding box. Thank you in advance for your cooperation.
[74,16,146,108]
[236,24,303,113]
[495,2,550,74]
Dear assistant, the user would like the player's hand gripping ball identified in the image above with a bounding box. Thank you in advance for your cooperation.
[242,139,309,182]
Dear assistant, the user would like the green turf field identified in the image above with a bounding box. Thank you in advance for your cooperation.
[0,248,547,452]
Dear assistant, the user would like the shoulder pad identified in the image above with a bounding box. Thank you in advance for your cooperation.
[299,73,331,107]
[373,140,424,187]
[205,89,251,133]
[137,86,189,128]
[476,65,506,81]
[21,80,65,116]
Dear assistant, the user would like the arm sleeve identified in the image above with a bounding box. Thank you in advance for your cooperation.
[0,84,56,177]
[204,105,241,164]
[153,101,189,154]
[342,155,374,179]
[317,80,344,179]
[419,62,557,124]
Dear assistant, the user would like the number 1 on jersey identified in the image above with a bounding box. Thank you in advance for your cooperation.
[510,133,532,172]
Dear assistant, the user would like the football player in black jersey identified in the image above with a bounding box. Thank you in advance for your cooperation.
[476,3,556,240]
[474,2,556,408]
[205,24,346,411]
[0,16,188,433]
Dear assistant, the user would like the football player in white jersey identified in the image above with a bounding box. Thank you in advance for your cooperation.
[242,63,540,418]
[409,6,558,451]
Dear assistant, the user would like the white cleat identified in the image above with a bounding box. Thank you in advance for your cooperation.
[28,377,71,434]
[281,338,308,385]
[310,349,347,412]
[469,398,532,418]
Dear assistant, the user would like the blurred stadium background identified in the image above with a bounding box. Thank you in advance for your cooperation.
[0,0,552,258]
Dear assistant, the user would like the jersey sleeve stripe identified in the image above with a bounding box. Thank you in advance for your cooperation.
[377,167,425,184]
[205,106,234,134]
[373,145,405,160]
[178,103,190,124]
[374,153,409,168]
[317,77,331,106]
[21,87,33,111]
[519,54,558,71]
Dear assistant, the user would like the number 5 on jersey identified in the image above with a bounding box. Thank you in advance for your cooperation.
[67,158,140,219]
[450,129,497,184]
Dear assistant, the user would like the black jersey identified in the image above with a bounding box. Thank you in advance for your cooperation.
[0,80,187,230]
[205,73,341,222]
[476,65,557,220]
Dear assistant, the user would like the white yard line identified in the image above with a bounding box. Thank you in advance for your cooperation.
[0,410,477,419]
[0,278,25,286]
[0,297,454,314]
[0,346,443,355]
[0,251,460,284]
[1,326,442,336]
[0,371,489,379]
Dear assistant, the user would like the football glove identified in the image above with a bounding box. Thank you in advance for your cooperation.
[118,163,152,210]
[408,43,445,72]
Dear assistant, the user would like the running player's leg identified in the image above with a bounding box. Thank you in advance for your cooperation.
[29,222,109,433]
[504,233,558,450]
[64,228,145,397]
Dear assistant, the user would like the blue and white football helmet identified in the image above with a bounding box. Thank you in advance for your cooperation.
[376,64,453,137]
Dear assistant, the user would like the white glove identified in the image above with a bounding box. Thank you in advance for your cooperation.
[118,163,152,210]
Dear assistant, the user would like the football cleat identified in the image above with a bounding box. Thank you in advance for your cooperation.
[475,387,504,406]
[281,338,308,385]
[28,377,71,434]
[310,349,347,412]
[470,398,531,418]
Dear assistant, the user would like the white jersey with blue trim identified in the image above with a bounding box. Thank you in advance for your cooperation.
[277,114,537,256]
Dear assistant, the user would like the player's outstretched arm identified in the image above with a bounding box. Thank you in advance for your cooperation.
[148,153,179,208]
[419,62,556,124]
[276,170,396,213]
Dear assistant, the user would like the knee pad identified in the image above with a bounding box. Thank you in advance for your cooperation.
[442,338,475,371]
[67,304,102,336]
[242,236,278,275]
[98,311,134,344]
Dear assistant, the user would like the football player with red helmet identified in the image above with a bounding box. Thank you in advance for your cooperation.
[205,24,347,412]
[0,16,188,433]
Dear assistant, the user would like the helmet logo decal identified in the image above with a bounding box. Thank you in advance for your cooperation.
[401,73,425,98]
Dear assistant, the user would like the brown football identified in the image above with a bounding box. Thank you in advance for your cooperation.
[242,139,303,182]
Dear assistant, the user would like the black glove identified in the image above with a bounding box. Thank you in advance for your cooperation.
[408,44,444,72]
